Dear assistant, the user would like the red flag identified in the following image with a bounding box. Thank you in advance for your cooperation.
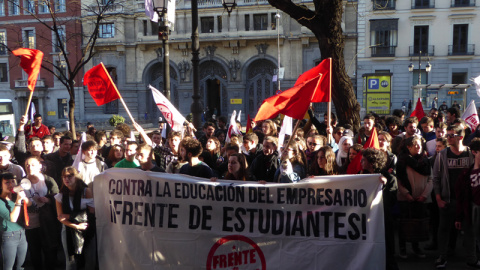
[12,48,44,92]
[254,75,322,121]
[294,58,332,102]
[346,127,380,174]
[410,98,425,119]
[83,63,121,106]
[246,114,252,134]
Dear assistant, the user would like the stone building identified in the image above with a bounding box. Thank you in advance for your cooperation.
[356,0,480,114]
[81,0,359,125]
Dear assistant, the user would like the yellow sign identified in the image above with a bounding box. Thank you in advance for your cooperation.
[230,99,242,104]
[448,91,459,95]
[47,111,56,116]
[366,75,391,92]
[366,93,391,111]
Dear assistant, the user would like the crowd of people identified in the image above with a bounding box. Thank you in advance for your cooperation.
[0,103,479,270]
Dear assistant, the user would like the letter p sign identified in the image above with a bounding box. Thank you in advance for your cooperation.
[369,79,379,90]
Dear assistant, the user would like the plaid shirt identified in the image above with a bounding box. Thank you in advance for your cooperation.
[154,146,177,170]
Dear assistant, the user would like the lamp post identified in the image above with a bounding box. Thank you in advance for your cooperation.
[153,0,170,100]
[190,0,236,128]
[408,50,431,103]
[276,10,281,91]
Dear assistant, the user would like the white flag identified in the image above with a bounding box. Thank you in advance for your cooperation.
[278,116,293,153]
[72,132,87,171]
[462,100,479,131]
[30,102,36,123]
[150,85,186,132]
[144,0,158,22]
[473,75,480,98]
[226,110,242,143]
[237,110,242,123]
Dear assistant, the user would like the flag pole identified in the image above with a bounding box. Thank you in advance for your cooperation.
[327,57,332,144]
[281,119,302,160]
[24,91,33,119]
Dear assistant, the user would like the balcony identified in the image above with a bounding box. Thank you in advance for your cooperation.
[371,46,396,57]
[448,44,475,55]
[412,0,435,9]
[372,0,395,10]
[409,45,435,56]
[15,79,45,88]
[451,0,475,7]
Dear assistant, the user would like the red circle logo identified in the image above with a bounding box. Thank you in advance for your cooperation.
[206,235,266,270]
[157,103,175,129]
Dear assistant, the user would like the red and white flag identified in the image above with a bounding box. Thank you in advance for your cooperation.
[149,85,185,132]
[462,100,479,131]
[226,110,242,143]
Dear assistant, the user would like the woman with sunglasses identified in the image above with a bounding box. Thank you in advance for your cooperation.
[55,167,96,270]
[0,173,30,270]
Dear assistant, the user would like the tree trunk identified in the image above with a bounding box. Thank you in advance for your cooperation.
[267,0,361,130]
[68,84,76,140]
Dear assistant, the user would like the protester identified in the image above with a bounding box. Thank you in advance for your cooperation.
[242,133,262,165]
[45,135,73,186]
[55,167,96,270]
[155,131,181,171]
[396,136,432,259]
[354,114,375,145]
[114,141,140,168]
[137,143,165,172]
[24,156,61,270]
[309,145,338,176]
[250,136,279,182]
[218,153,250,181]
[261,120,278,138]
[197,122,216,148]
[455,138,480,268]
[0,144,25,180]
[0,173,31,270]
[391,117,421,155]
[166,139,188,174]
[179,137,214,178]
[24,114,50,140]
[77,140,107,186]
[335,136,353,167]
[200,136,222,175]
[106,144,125,168]
[274,140,307,183]
[433,125,474,268]
[41,135,55,155]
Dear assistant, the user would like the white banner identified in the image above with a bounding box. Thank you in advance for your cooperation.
[94,170,385,270]
[462,100,479,131]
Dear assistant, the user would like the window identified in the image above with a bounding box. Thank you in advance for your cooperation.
[245,14,250,31]
[451,24,469,55]
[9,0,19,15]
[0,0,4,16]
[0,32,6,55]
[452,0,474,7]
[452,71,467,84]
[217,16,222,33]
[53,27,66,52]
[372,0,395,10]
[253,14,268,30]
[55,60,66,79]
[54,0,65,12]
[57,99,68,119]
[38,0,48,13]
[271,13,277,30]
[99,23,115,38]
[0,63,7,82]
[370,19,398,57]
[104,67,118,114]
[24,0,35,13]
[413,0,433,8]
[200,17,214,33]
[413,26,429,55]
[23,29,35,49]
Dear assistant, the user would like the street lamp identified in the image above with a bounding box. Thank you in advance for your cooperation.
[153,0,170,100]
[222,0,236,15]
[276,10,281,91]
[408,50,431,103]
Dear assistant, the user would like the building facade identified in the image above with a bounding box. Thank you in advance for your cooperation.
[357,0,480,114]
[0,0,83,127]
[81,0,359,125]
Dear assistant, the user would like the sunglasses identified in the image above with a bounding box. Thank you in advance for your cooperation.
[446,134,459,139]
